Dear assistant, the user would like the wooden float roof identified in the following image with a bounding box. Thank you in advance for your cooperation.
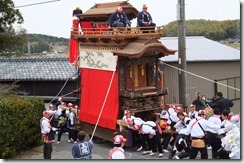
[112,37,177,58]
[77,1,139,21]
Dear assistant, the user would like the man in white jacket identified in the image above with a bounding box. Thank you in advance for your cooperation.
[40,111,57,159]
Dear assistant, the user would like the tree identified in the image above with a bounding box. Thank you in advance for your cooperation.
[0,26,27,56]
[0,0,26,56]
[0,0,23,33]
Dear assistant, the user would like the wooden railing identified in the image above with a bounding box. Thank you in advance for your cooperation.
[71,26,163,39]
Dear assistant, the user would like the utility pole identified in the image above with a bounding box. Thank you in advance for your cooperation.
[177,0,188,108]
[27,41,31,55]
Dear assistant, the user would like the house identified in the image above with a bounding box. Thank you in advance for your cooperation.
[0,56,79,104]
[159,36,240,113]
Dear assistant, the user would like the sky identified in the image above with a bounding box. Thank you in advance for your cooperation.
[12,0,241,39]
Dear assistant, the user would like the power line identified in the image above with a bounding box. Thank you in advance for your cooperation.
[14,0,61,8]
[162,62,240,92]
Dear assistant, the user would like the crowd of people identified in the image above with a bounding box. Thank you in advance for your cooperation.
[40,91,239,160]
[120,91,239,159]
[40,97,81,159]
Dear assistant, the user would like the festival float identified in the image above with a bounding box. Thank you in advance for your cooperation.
[69,1,177,146]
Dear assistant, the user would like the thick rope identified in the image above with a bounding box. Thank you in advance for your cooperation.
[163,62,240,91]
[90,71,116,141]
[48,56,80,104]
[48,71,78,104]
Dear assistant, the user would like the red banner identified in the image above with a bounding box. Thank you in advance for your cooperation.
[79,68,119,130]
[69,38,78,63]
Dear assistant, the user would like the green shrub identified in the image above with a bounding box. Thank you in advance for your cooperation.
[0,96,45,159]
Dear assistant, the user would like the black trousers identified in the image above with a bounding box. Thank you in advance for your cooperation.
[68,128,79,141]
[132,130,143,148]
[58,124,68,141]
[147,132,163,153]
[189,147,208,159]
[206,131,222,159]
[43,143,53,159]
[141,134,150,151]
[162,132,173,149]
[168,134,190,159]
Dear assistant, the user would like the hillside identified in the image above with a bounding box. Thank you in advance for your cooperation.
[25,34,69,54]
[26,19,240,53]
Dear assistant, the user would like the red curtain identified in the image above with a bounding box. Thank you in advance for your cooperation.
[69,38,78,63]
[79,68,119,130]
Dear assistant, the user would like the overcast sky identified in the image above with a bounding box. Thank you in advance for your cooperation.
[13,0,241,38]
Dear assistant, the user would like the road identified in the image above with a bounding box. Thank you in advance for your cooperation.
[14,133,210,160]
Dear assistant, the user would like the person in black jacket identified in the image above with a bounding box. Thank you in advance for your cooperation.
[137,4,156,27]
[107,6,130,28]
[73,6,82,17]
[192,92,206,111]
[209,92,234,114]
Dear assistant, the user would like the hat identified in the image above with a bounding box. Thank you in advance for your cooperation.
[125,118,133,126]
[199,110,206,115]
[175,106,182,111]
[142,4,148,9]
[190,104,195,108]
[117,6,123,12]
[67,103,73,107]
[113,135,126,144]
[43,111,50,116]
[124,109,130,115]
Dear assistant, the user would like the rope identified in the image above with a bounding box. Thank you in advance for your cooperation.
[90,71,116,141]
[47,71,77,105]
[48,56,80,104]
[60,91,74,97]
[162,62,240,91]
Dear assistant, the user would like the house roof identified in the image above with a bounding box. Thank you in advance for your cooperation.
[159,36,240,62]
[0,56,78,81]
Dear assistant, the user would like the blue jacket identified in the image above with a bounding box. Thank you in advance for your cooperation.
[137,11,153,26]
[71,140,94,159]
[107,12,130,26]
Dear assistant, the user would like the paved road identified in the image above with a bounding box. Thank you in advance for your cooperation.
[14,134,210,160]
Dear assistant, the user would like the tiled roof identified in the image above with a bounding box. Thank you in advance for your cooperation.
[159,36,240,62]
[0,56,78,81]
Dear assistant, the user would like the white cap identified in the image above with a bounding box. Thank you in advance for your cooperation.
[43,110,50,116]
[67,103,73,107]
[113,135,126,144]
[124,109,130,115]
